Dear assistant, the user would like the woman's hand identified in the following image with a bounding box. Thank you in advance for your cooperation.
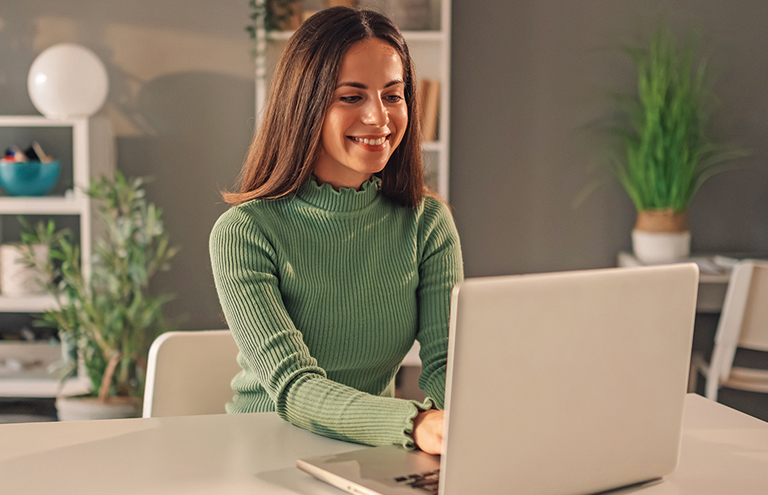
[412,409,444,455]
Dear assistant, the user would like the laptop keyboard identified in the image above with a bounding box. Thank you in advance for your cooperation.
[394,469,440,494]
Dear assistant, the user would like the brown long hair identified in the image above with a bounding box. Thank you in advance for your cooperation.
[223,7,425,208]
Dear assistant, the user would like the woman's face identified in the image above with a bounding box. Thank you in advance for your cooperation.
[314,38,408,190]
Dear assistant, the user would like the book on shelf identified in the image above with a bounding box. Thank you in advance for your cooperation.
[418,79,440,142]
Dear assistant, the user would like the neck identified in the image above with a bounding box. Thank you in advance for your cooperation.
[312,159,372,191]
[313,172,372,191]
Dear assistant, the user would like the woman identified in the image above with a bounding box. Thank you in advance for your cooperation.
[209,7,462,455]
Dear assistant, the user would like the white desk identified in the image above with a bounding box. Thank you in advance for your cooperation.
[1,394,766,494]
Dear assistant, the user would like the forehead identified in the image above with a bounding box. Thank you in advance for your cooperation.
[337,38,404,83]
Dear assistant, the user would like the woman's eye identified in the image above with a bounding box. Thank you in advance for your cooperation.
[340,96,362,103]
[385,95,403,103]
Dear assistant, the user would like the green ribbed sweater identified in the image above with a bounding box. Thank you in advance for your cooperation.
[209,176,463,448]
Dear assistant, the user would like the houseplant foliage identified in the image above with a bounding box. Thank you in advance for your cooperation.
[246,0,302,38]
[20,172,178,415]
[603,24,746,261]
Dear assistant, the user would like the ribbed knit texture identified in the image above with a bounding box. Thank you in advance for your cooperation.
[209,176,463,448]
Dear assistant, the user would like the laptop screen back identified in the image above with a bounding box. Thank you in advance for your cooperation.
[440,264,699,495]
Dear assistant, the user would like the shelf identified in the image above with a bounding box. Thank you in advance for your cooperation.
[0,295,57,313]
[0,340,91,398]
[421,141,444,152]
[265,30,292,41]
[0,340,88,398]
[0,115,85,127]
[400,31,446,42]
[0,375,90,398]
[0,196,87,215]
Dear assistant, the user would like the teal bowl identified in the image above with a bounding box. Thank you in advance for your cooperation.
[0,161,61,196]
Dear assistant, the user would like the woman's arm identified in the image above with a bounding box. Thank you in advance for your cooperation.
[210,206,431,448]
[415,198,464,409]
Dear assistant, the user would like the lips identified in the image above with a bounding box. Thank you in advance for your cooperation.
[348,135,388,146]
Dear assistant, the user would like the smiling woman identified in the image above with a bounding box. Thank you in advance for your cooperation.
[209,7,463,455]
[222,6,425,208]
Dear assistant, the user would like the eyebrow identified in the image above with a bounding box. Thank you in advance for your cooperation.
[336,79,404,90]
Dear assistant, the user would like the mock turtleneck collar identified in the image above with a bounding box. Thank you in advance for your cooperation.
[296,176,381,212]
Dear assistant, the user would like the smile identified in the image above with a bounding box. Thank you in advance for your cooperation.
[349,135,388,146]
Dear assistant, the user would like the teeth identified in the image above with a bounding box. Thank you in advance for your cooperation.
[353,136,386,145]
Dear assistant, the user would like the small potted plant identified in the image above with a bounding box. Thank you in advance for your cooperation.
[602,24,747,263]
[20,172,179,420]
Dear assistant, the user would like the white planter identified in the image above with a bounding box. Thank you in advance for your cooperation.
[55,396,142,421]
[632,229,691,264]
[0,243,49,296]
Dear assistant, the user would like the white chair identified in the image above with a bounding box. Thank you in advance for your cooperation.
[690,260,768,401]
[142,330,242,418]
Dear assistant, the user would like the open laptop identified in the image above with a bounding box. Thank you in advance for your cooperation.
[297,264,699,495]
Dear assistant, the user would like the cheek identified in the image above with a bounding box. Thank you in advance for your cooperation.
[323,109,356,147]
[394,106,408,138]
[321,113,343,151]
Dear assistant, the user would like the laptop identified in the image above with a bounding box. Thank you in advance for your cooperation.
[297,264,699,495]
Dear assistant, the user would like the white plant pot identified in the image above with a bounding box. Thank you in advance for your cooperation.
[632,229,691,264]
[55,396,142,421]
[0,243,49,296]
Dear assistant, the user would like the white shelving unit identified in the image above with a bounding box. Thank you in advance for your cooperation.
[254,0,451,198]
[0,115,114,398]
[0,295,57,313]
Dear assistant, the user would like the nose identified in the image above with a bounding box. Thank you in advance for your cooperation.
[361,96,389,127]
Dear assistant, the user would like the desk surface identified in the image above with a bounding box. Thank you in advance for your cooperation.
[1,394,766,495]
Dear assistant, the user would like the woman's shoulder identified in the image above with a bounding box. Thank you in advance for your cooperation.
[410,194,461,262]
[213,200,256,228]
[421,193,449,211]
[418,194,454,226]
[404,193,458,246]
[211,198,286,240]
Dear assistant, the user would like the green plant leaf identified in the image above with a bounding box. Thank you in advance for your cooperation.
[589,23,748,212]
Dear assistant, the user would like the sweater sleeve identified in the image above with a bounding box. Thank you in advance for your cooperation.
[210,206,431,448]
[416,198,464,409]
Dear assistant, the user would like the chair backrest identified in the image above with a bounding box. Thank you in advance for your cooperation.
[711,260,768,384]
[142,330,242,418]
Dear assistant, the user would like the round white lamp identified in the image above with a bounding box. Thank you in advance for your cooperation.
[27,43,109,120]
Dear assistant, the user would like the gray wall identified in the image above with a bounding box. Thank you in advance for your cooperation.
[1,1,767,329]
[451,0,768,278]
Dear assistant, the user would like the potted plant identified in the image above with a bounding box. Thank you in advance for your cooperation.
[19,172,179,420]
[602,24,747,263]
[246,0,303,38]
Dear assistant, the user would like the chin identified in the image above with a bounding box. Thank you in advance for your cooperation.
[354,163,388,175]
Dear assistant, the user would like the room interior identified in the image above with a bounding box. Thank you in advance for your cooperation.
[0,0,767,427]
